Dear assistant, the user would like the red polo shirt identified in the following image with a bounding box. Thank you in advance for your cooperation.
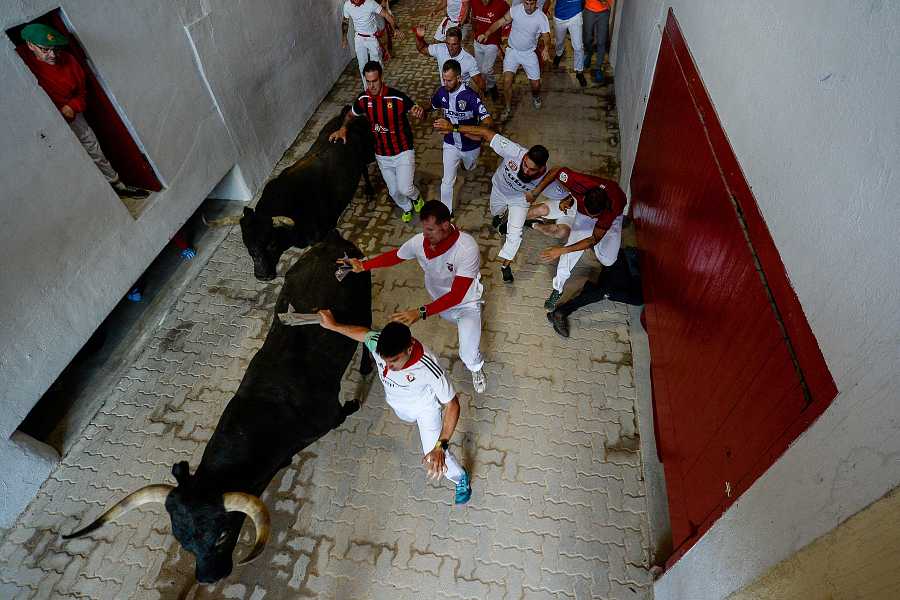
[17,48,87,119]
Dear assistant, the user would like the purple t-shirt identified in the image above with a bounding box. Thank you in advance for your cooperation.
[431,85,490,152]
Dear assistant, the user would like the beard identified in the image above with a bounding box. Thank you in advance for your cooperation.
[518,165,542,183]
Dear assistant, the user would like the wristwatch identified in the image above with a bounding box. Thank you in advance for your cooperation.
[418,305,428,320]
[434,439,449,451]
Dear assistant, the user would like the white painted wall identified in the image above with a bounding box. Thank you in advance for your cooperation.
[0,0,351,523]
[614,1,900,598]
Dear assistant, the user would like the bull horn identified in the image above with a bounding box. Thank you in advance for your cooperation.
[202,213,243,228]
[271,216,295,228]
[62,484,173,539]
[222,492,271,564]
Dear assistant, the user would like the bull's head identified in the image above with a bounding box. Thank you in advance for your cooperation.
[63,461,270,584]
[204,208,298,281]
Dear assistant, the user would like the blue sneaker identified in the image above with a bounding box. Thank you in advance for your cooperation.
[593,69,605,84]
[180,247,197,260]
[454,470,472,505]
[127,286,143,302]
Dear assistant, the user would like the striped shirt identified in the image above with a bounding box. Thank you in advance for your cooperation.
[351,86,416,157]
[364,332,456,420]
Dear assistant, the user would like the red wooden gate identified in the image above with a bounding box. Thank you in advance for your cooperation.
[631,10,837,566]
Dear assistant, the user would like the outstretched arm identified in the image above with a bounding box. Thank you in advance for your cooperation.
[433,118,497,144]
[413,25,430,56]
[476,11,511,43]
[318,309,369,342]
[328,109,360,143]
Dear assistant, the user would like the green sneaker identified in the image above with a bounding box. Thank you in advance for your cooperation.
[402,209,414,223]
[413,195,425,213]
[544,289,562,310]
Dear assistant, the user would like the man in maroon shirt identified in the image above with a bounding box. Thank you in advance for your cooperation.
[471,0,509,102]
[330,61,426,223]
[524,165,627,310]
[17,23,149,200]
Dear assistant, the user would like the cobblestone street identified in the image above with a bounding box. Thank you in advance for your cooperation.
[0,3,652,599]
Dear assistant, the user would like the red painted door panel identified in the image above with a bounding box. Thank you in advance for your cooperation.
[631,11,837,565]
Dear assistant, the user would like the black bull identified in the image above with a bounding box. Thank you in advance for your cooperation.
[64,233,373,584]
[237,106,375,281]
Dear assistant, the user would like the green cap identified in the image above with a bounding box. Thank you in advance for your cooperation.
[21,23,69,47]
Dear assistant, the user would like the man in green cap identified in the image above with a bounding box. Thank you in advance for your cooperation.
[17,23,150,200]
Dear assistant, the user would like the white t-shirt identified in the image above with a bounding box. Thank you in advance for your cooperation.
[446,0,466,21]
[507,4,551,52]
[428,44,480,85]
[364,332,456,421]
[489,134,549,198]
[343,0,382,35]
[397,231,484,305]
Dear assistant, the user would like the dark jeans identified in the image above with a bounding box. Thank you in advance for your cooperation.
[556,248,643,316]
[583,8,610,65]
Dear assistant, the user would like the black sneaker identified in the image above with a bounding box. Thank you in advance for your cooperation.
[488,86,500,102]
[576,72,587,88]
[553,52,564,68]
[500,265,514,283]
[547,310,570,337]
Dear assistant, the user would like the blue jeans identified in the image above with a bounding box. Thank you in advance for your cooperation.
[582,8,610,66]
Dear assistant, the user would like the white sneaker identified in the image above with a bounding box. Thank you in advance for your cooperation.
[532,96,542,110]
[471,369,486,394]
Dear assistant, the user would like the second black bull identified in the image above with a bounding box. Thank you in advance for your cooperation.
[207,106,375,281]
[63,233,373,584]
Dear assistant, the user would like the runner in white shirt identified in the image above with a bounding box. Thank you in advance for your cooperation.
[413,25,484,94]
[341,0,400,88]
[317,315,472,505]
[477,0,551,121]
[431,0,471,41]
[340,201,488,393]
[434,120,567,283]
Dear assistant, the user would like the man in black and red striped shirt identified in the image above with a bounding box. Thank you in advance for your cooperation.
[330,61,426,223]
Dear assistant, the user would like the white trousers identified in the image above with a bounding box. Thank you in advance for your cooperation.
[354,33,383,88]
[490,188,530,261]
[474,41,500,89]
[439,301,484,373]
[394,405,465,484]
[551,213,624,292]
[554,12,585,72]
[440,143,480,213]
[375,150,419,212]
[69,114,118,183]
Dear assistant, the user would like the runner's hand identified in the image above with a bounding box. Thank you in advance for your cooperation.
[337,257,365,272]
[423,448,447,479]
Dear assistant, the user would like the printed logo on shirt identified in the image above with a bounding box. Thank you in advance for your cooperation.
[507,160,517,170]
[406,373,416,382]
[374,124,390,133]
[559,172,569,183]
[387,101,393,109]
[457,100,467,110]
[447,262,454,272]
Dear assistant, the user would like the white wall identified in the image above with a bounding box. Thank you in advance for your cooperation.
[614,1,900,598]
[0,0,351,523]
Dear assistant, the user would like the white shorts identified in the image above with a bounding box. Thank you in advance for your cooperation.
[503,47,542,80]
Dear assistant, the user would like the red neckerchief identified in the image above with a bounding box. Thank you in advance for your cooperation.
[383,339,424,377]
[423,226,460,259]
